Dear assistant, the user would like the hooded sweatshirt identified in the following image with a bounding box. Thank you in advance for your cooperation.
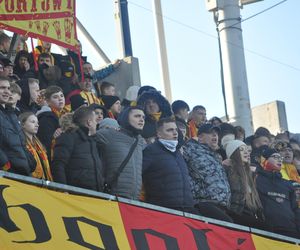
[17,79,40,114]
[95,106,145,199]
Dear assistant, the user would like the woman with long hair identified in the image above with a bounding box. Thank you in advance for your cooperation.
[224,140,265,228]
[19,112,53,181]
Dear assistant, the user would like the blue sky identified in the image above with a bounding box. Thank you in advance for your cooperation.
[76,0,299,133]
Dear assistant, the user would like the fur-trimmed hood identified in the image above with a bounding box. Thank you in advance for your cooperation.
[137,90,172,118]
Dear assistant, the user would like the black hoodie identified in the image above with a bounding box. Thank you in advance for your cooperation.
[14,50,30,79]
[17,79,40,114]
[117,106,144,136]
[137,90,172,139]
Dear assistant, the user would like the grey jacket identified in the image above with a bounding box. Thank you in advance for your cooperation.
[95,128,143,199]
[182,139,231,207]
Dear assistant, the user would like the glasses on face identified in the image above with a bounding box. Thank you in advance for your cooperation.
[270,155,284,161]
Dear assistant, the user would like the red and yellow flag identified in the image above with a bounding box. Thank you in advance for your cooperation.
[0,0,78,50]
[0,177,299,249]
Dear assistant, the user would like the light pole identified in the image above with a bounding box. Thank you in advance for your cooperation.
[205,0,263,136]
[152,0,172,102]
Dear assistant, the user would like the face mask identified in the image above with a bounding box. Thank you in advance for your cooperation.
[158,139,178,152]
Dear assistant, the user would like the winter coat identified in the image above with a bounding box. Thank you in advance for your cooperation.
[137,90,172,139]
[51,127,103,191]
[17,79,40,114]
[95,128,143,199]
[143,140,195,209]
[225,165,263,218]
[182,139,231,207]
[0,105,36,175]
[36,106,59,159]
[256,167,300,234]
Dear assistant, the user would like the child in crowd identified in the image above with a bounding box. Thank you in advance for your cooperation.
[19,112,52,181]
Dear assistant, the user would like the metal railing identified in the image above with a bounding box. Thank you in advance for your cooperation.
[0,170,299,245]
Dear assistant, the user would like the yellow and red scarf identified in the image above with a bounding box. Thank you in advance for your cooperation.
[188,119,198,139]
[281,163,300,183]
[149,112,161,122]
[81,91,103,105]
[51,106,70,119]
[26,137,53,181]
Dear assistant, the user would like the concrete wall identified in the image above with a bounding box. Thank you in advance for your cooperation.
[97,56,141,99]
[251,100,288,135]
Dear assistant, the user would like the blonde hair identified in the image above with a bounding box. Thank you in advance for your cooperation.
[59,113,77,132]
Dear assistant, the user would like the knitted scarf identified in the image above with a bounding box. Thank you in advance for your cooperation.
[51,106,69,119]
[108,111,116,120]
[2,162,11,171]
[149,112,161,122]
[188,119,198,139]
[80,91,102,105]
[26,137,53,181]
[281,163,300,183]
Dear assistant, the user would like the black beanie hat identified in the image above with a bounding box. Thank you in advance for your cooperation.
[102,95,120,110]
[70,94,88,111]
[137,85,156,97]
[89,103,108,118]
[171,100,190,114]
[258,145,277,159]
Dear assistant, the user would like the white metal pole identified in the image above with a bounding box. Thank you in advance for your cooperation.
[217,0,253,135]
[114,0,126,58]
[152,0,172,102]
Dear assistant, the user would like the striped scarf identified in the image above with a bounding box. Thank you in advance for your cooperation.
[188,119,198,139]
[80,91,103,105]
[2,162,11,171]
[26,137,53,181]
[281,163,300,183]
[51,106,70,119]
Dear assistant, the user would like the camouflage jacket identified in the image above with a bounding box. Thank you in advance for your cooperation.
[183,139,231,207]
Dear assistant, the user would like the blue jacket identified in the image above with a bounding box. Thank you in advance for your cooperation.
[256,167,300,234]
[143,141,195,209]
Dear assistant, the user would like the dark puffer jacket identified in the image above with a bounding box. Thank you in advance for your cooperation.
[0,106,35,175]
[143,140,195,209]
[256,167,300,235]
[37,106,59,159]
[51,127,103,191]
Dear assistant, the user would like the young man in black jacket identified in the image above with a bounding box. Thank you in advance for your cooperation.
[51,106,103,191]
[0,76,35,175]
[142,117,196,213]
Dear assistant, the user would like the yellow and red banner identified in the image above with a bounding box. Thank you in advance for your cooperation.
[0,0,78,50]
[0,178,299,249]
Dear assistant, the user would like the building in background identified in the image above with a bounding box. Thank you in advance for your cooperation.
[252,100,288,135]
